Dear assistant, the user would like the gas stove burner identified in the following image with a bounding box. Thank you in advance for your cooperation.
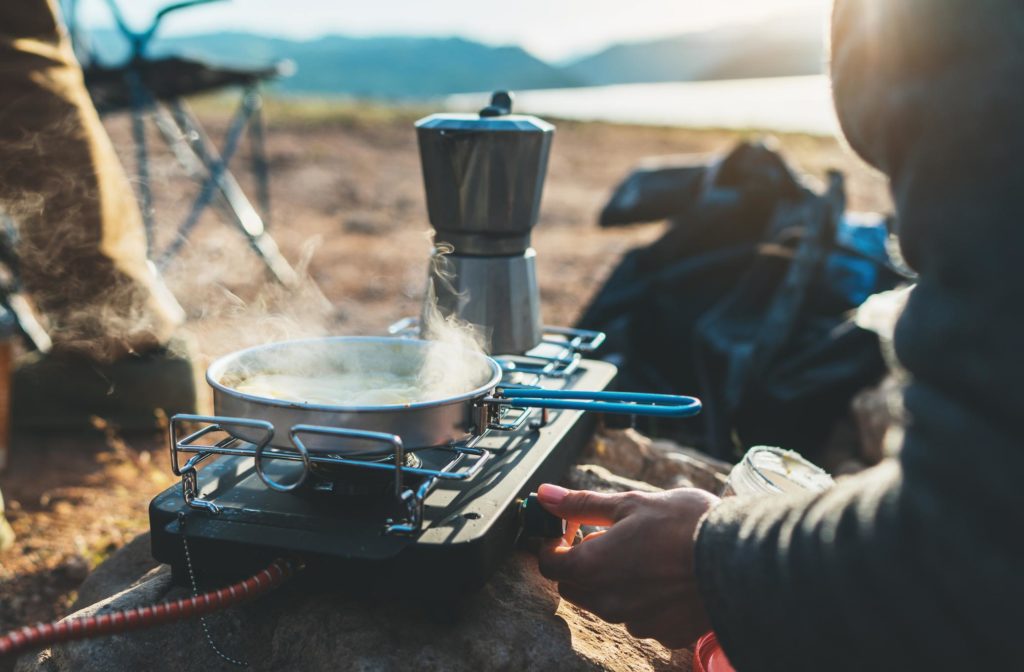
[309,450,423,496]
[317,448,423,466]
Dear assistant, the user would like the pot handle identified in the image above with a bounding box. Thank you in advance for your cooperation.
[493,388,702,418]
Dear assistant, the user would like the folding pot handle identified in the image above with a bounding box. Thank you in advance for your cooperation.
[493,388,702,418]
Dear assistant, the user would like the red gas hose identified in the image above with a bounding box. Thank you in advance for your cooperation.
[0,557,299,659]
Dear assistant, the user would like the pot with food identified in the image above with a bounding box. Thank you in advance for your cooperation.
[207,336,701,455]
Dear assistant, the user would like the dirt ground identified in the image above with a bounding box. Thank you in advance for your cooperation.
[0,98,891,643]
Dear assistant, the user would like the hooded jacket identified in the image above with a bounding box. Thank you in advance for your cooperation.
[695,1,1024,668]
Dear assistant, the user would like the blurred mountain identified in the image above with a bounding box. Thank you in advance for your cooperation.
[81,8,826,98]
[563,9,827,85]
[83,32,582,98]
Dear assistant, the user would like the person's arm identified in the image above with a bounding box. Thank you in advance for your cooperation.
[539,1,1024,668]
[695,1,1024,668]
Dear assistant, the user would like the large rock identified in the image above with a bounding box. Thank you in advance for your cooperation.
[15,431,728,671]
[566,464,663,494]
[18,509,692,671]
[585,429,731,493]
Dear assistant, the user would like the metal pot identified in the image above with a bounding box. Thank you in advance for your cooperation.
[206,335,700,455]
[208,337,501,453]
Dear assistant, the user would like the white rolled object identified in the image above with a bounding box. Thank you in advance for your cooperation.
[724,446,835,497]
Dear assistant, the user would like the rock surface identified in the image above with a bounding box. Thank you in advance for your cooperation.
[17,536,691,672]
[15,445,711,672]
[566,464,663,494]
[584,429,731,493]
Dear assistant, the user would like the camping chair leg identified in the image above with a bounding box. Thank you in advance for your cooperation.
[126,70,156,257]
[151,103,208,180]
[247,87,272,226]
[157,97,298,288]
[155,97,256,261]
[0,220,51,354]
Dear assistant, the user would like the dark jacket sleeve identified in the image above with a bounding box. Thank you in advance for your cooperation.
[693,1,1024,669]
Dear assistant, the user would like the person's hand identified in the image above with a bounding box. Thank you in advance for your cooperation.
[536,484,720,649]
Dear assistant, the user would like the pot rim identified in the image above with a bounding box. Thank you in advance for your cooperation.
[206,335,503,414]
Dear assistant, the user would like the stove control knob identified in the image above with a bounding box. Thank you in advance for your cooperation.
[519,493,567,539]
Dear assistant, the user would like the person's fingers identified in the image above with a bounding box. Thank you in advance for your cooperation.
[537,529,612,582]
[537,484,640,526]
[539,530,573,563]
[626,616,665,641]
[581,529,607,544]
[537,541,581,581]
[557,583,633,624]
[559,583,648,625]
[563,520,581,546]
[626,616,699,650]
[556,581,595,610]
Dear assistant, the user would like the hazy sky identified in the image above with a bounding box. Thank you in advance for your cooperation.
[72,0,829,61]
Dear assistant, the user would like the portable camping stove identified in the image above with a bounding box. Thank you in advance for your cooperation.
[149,93,660,594]
[149,326,614,592]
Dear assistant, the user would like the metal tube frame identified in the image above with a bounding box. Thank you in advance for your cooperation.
[169,414,494,535]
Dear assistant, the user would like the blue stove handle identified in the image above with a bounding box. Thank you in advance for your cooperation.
[495,388,702,418]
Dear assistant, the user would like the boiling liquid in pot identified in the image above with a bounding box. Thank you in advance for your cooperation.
[224,339,495,407]
[236,372,425,406]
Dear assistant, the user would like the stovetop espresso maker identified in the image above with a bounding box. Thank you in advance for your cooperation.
[416,91,554,354]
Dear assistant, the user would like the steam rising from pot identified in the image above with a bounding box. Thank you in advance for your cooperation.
[416,242,491,395]
[220,242,495,407]
[1,100,491,406]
